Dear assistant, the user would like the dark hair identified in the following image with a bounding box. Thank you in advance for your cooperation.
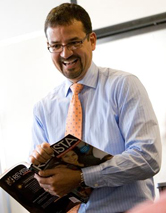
[44,3,92,37]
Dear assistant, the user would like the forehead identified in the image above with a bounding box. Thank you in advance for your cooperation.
[46,20,85,43]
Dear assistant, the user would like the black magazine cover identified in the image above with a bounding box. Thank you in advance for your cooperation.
[0,163,74,213]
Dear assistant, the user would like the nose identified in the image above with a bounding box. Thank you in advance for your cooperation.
[60,46,73,58]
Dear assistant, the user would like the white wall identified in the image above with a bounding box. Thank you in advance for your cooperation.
[0,1,166,212]
[0,0,69,40]
[78,0,166,29]
[0,35,65,166]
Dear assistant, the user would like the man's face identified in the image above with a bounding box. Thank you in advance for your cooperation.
[46,20,96,82]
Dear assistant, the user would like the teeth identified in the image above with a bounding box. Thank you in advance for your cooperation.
[63,59,77,65]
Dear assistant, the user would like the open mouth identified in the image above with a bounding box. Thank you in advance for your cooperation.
[62,58,78,66]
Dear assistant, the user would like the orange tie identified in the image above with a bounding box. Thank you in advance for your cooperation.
[65,83,83,139]
[66,83,83,213]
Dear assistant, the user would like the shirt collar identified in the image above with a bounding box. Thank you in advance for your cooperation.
[64,61,98,97]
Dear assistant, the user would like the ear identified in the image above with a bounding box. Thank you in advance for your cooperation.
[89,32,97,51]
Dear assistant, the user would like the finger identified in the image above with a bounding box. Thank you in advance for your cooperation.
[35,173,68,197]
[34,174,59,196]
[34,175,52,190]
[34,173,52,184]
[49,191,59,196]
[38,169,56,177]
[41,142,54,155]
[36,144,52,160]
[44,186,64,197]
[44,188,60,197]
[29,154,41,165]
[30,149,48,164]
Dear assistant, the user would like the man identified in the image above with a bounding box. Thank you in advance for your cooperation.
[29,3,162,213]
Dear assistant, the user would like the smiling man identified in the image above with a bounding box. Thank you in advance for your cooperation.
[45,7,96,82]
[29,3,161,213]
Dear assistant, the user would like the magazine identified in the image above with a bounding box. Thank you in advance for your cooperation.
[0,134,113,212]
[0,162,75,213]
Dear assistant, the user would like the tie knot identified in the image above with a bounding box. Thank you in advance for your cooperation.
[71,83,83,95]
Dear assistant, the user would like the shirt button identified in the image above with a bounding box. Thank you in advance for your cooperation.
[94,183,99,187]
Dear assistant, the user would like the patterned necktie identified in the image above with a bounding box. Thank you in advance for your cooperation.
[65,83,83,139]
[65,83,83,213]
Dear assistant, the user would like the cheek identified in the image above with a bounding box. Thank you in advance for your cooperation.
[51,55,58,64]
[83,47,92,61]
[83,51,92,66]
[51,55,61,69]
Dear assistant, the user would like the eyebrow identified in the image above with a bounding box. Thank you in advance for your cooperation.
[50,37,81,44]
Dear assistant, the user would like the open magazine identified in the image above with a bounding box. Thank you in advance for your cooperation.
[0,134,113,213]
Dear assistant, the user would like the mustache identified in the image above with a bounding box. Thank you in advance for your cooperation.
[60,55,80,62]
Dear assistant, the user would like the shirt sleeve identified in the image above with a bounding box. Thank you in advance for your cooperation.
[82,74,162,188]
[29,101,49,154]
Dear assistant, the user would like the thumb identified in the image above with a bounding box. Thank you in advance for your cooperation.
[38,168,56,177]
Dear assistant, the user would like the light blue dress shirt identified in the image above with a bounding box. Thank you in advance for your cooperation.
[31,62,161,213]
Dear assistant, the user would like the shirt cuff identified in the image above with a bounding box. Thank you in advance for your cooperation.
[82,164,106,188]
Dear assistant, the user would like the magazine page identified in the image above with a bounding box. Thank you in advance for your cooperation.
[0,163,75,213]
[30,134,113,203]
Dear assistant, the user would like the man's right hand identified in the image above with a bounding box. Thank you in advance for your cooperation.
[29,142,54,165]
